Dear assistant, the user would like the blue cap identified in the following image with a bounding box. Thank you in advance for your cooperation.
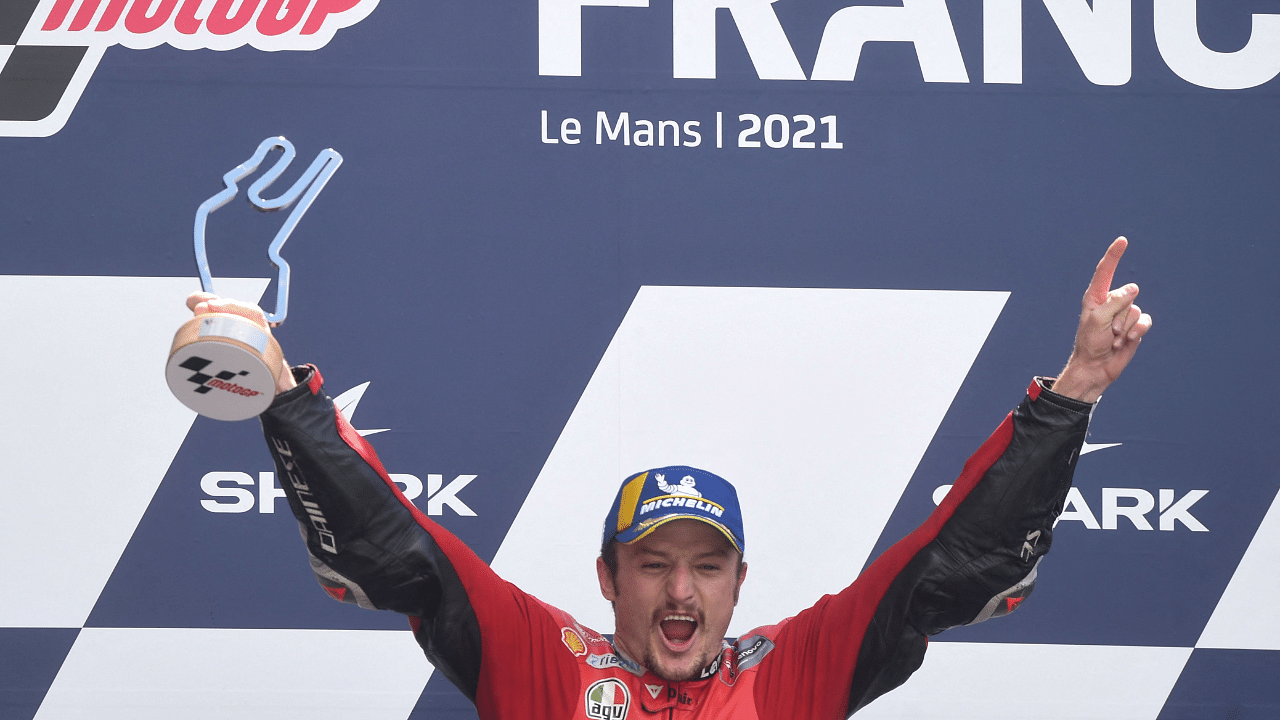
[601,465,745,555]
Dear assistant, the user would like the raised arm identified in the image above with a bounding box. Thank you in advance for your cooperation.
[752,239,1153,719]
[916,237,1155,630]
[184,293,486,696]
[259,366,495,697]
[853,239,1154,706]
[185,294,581,713]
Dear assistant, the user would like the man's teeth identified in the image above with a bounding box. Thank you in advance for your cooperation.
[660,615,699,644]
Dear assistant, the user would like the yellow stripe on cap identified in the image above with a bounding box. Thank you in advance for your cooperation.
[630,515,742,554]
[615,472,649,534]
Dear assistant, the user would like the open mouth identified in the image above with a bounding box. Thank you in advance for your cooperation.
[659,614,698,652]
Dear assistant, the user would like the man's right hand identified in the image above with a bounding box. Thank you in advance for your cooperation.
[185,292,298,393]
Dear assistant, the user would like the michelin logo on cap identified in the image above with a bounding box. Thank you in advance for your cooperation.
[640,475,724,517]
[602,465,745,554]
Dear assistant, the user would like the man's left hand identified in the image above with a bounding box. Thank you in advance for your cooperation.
[1053,237,1153,403]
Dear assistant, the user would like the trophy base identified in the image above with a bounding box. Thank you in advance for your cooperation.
[166,313,284,421]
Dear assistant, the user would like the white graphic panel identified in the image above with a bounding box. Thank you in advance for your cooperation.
[0,276,268,628]
[35,628,431,720]
[1197,486,1280,650]
[492,286,1009,636]
[857,642,1193,719]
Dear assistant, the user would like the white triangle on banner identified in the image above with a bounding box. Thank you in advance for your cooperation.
[491,286,1009,637]
[0,275,269,628]
[1196,486,1280,650]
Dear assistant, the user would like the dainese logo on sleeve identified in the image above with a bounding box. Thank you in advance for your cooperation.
[0,0,380,137]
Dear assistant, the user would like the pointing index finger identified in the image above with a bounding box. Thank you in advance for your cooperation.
[1087,237,1128,304]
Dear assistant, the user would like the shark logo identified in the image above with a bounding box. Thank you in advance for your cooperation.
[0,0,380,137]
[200,380,478,516]
[931,440,1210,534]
[333,381,388,437]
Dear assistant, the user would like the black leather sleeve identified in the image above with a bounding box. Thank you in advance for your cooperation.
[847,379,1092,714]
[257,365,484,700]
[909,380,1092,633]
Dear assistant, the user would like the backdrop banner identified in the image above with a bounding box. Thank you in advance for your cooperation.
[2,2,1277,719]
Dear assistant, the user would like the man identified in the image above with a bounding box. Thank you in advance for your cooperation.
[188,238,1150,718]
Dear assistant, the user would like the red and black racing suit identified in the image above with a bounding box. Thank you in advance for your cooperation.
[260,365,1093,719]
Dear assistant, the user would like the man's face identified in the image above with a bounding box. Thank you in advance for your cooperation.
[597,519,747,682]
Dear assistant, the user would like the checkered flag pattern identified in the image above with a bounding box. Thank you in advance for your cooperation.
[179,355,219,393]
[177,356,252,394]
[0,0,89,124]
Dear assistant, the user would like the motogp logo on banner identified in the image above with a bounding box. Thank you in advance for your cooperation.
[0,0,380,137]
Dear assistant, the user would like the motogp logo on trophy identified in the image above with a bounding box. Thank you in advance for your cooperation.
[175,356,263,398]
[0,0,381,137]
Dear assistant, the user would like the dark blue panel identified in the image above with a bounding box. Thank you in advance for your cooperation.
[1158,649,1280,719]
[0,628,80,720]
[410,674,479,720]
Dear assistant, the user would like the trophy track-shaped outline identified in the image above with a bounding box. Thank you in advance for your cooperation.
[193,136,343,325]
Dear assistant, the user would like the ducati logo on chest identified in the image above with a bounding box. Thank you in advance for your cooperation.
[585,678,630,719]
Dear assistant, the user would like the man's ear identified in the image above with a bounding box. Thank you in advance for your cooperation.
[597,556,617,602]
[733,561,748,605]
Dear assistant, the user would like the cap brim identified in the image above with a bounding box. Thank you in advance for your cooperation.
[618,514,743,554]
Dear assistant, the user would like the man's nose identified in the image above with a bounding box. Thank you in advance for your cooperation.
[666,563,694,602]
